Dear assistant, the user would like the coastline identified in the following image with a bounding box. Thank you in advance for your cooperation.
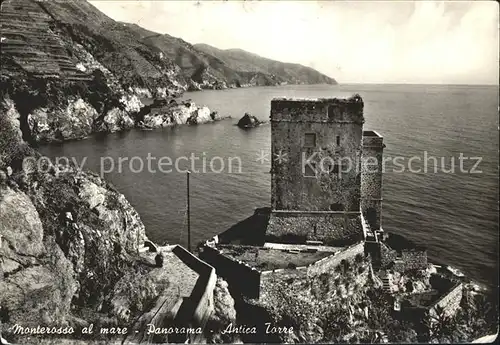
[1,84,497,345]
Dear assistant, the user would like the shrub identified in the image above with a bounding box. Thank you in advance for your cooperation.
[355,253,364,263]
[341,259,351,272]
[0,114,24,169]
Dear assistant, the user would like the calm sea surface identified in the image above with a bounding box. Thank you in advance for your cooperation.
[40,84,499,287]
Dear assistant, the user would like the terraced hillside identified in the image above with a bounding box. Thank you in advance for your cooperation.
[0,0,191,143]
[1,0,92,81]
[194,43,337,86]
[0,0,186,93]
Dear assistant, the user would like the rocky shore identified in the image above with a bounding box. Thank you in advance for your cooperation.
[137,98,225,129]
[0,0,232,145]
[0,75,227,145]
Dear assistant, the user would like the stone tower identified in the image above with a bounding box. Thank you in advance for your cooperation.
[266,95,365,245]
[360,130,385,231]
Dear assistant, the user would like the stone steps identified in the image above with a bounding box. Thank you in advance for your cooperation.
[381,276,391,293]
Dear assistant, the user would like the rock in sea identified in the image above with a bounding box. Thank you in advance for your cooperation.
[237,113,262,128]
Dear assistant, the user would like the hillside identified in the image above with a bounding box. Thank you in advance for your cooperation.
[0,0,225,143]
[1,0,186,95]
[0,0,338,144]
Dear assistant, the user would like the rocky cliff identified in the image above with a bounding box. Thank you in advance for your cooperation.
[0,99,171,343]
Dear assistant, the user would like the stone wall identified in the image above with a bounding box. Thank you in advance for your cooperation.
[430,283,463,319]
[375,242,428,272]
[201,241,365,301]
[199,245,261,299]
[360,130,384,230]
[266,211,363,245]
[306,242,365,276]
[259,269,307,302]
[171,245,217,343]
[399,282,463,324]
[258,243,368,304]
[380,242,398,268]
[270,96,364,212]
[395,249,428,272]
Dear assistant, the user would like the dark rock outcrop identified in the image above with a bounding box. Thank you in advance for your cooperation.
[204,277,239,343]
[237,113,264,129]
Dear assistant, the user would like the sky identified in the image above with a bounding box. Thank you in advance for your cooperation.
[89,1,499,85]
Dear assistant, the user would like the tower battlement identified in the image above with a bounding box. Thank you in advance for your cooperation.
[270,95,364,124]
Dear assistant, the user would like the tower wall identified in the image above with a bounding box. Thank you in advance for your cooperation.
[267,95,365,244]
[270,96,364,212]
[361,130,384,230]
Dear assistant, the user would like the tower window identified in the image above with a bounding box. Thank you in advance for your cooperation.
[304,133,316,147]
[332,164,339,175]
[304,162,316,177]
[330,203,344,211]
[336,135,340,145]
[328,105,339,120]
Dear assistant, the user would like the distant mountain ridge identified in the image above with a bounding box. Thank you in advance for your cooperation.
[194,43,337,86]
[120,22,337,90]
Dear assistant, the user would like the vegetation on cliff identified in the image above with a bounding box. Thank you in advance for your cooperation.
[0,0,221,143]
[234,254,498,344]
[204,278,239,344]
